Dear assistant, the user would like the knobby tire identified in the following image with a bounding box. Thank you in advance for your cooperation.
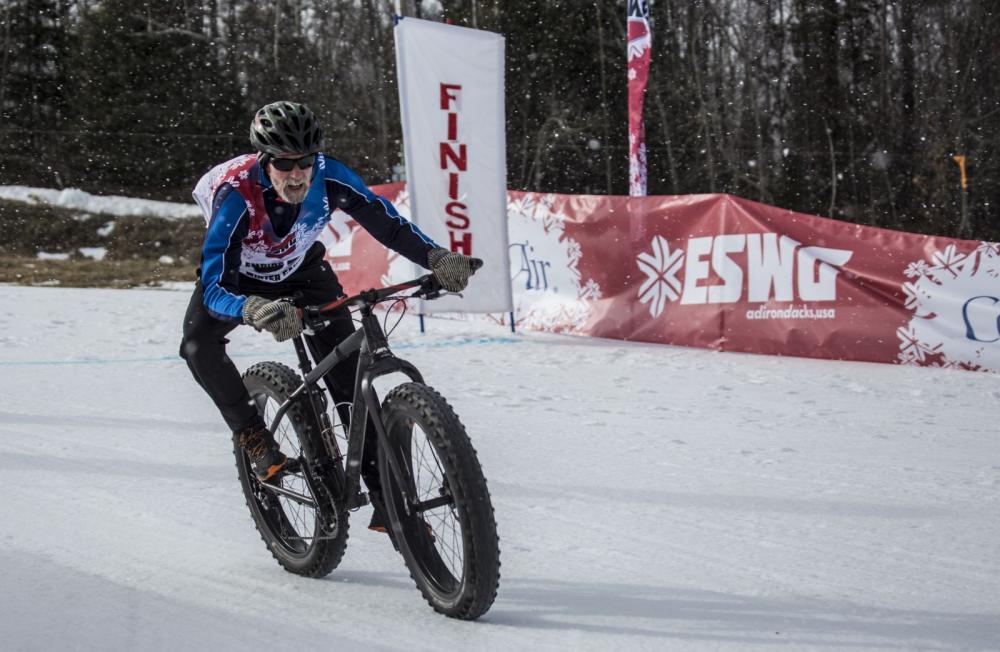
[378,382,501,620]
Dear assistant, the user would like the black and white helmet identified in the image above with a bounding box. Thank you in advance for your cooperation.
[249,101,324,155]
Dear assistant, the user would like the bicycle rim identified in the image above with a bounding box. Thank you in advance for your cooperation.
[393,422,466,595]
[249,392,318,554]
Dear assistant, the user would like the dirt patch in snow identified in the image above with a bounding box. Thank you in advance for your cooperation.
[0,200,203,287]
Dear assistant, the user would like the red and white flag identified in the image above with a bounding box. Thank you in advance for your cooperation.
[627,0,651,196]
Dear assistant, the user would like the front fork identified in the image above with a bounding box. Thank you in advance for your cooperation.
[352,353,424,512]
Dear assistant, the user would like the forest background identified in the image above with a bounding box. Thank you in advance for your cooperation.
[2,0,998,240]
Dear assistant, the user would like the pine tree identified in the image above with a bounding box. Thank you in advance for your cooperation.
[70,0,240,196]
[0,0,77,186]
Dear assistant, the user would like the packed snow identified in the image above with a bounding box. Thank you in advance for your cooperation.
[1,284,998,651]
[79,247,108,261]
[0,185,201,220]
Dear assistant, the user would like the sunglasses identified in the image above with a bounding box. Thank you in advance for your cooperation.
[270,154,316,172]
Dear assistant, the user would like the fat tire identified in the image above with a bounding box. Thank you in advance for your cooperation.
[378,382,500,620]
[237,361,349,578]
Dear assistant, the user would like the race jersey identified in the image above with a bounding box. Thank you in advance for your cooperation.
[192,153,438,321]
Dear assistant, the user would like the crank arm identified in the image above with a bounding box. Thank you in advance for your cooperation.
[256,479,317,508]
[411,495,453,512]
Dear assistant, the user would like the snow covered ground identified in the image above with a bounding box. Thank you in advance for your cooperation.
[1,284,998,651]
[0,185,201,220]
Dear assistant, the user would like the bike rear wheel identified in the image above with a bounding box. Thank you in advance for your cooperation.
[237,361,349,578]
[378,382,500,620]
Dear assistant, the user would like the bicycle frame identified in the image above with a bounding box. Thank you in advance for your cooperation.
[262,288,425,514]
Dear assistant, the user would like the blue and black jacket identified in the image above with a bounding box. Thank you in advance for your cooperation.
[198,154,437,321]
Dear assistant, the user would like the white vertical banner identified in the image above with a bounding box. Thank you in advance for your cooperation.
[394,17,512,314]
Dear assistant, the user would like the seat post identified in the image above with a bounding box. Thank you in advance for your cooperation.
[292,336,314,375]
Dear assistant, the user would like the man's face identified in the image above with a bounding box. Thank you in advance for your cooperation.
[268,153,315,204]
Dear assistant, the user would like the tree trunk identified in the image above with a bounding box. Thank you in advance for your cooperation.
[594,0,613,194]
[273,0,281,72]
[0,2,12,118]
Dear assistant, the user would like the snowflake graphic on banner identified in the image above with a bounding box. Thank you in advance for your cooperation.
[316,187,412,285]
[627,37,650,61]
[636,236,684,317]
[505,193,600,333]
[898,241,1000,371]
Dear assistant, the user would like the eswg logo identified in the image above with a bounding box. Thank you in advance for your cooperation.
[637,233,853,317]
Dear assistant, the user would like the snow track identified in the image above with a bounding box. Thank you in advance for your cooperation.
[1,285,998,650]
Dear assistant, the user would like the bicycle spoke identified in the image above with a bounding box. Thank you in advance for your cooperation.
[424,506,462,573]
[406,424,464,579]
[257,395,317,545]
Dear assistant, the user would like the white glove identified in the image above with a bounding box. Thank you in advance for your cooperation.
[242,296,302,342]
[427,248,477,292]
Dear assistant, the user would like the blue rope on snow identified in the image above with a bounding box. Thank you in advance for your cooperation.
[0,336,523,367]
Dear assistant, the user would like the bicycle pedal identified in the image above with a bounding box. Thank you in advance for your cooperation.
[370,521,434,547]
[367,522,401,551]
[261,457,301,484]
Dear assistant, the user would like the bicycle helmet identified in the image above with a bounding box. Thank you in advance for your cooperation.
[249,101,324,155]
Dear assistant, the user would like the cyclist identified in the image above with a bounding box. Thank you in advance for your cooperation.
[180,101,476,522]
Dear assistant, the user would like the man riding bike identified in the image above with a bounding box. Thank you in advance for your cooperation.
[180,100,477,531]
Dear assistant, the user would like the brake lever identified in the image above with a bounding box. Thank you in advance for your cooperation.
[300,306,330,335]
[413,289,442,301]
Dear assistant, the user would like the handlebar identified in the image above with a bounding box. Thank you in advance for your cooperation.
[298,256,483,327]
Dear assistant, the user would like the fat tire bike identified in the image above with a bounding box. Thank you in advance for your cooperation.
[233,268,500,620]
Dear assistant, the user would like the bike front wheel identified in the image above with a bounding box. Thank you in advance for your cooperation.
[378,382,500,620]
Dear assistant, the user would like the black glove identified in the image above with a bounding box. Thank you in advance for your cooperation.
[427,247,478,292]
[242,296,302,342]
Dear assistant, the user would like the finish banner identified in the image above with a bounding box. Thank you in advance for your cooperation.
[394,17,512,314]
[324,186,999,373]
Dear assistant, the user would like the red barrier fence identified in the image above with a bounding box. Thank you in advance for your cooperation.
[322,184,999,372]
